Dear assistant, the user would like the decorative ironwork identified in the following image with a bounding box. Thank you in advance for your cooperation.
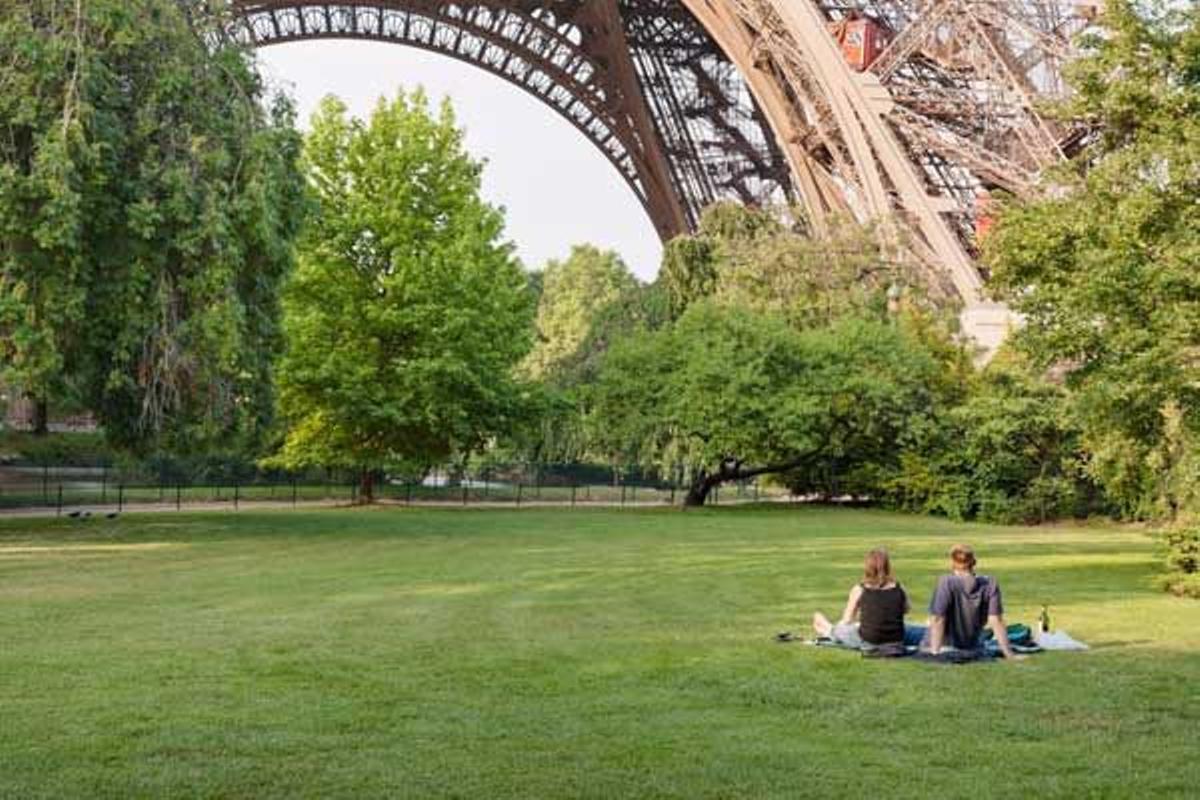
[229,0,1098,342]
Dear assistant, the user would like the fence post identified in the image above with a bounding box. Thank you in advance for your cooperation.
[118,484,124,513]
[176,483,182,512]
[670,484,676,506]
[462,484,468,506]
[101,465,108,504]
[754,482,759,501]
[234,481,240,511]
[292,477,298,508]
[56,484,63,516]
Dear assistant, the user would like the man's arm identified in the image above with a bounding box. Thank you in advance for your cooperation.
[927,616,945,653]
[838,585,863,625]
[988,615,1021,660]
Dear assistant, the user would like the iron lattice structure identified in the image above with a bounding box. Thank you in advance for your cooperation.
[229,0,1098,340]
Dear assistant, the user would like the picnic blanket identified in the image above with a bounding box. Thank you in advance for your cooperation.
[1032,630,1089,651]
[775,623,1067,662]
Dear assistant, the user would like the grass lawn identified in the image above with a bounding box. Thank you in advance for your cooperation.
[1,507,1197,798]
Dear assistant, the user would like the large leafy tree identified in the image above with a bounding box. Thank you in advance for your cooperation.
[0,0,306,448]
[984,0,1200,517]
[527,280,671,469]
[506,245,647,468]
[523,245,638,379]
[590,303,943,505]
[272,93,535,499]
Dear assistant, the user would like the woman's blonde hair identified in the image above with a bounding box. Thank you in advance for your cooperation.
[862,548,895,589]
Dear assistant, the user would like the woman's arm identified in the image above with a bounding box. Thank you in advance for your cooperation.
[838,585,864,625]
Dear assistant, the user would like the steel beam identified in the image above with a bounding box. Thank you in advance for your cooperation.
[228,0,1095,348]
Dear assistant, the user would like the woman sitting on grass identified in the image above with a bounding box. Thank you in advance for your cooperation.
[812,548,923,651]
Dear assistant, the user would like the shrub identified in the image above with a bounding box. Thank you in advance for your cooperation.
[880,357,1097,524]
[1157,527,1200,598]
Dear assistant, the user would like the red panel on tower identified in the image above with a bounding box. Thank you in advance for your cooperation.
[829,17,891,72]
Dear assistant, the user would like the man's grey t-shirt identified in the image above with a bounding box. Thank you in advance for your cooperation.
[928,574,1003,650]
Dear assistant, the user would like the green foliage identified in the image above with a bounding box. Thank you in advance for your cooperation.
[523,245,638,379]
[560,281,670,385]
[660,203,942,328]
[0,430,115,466]
[1157,525,1200,598]
[659,201,779,318]
[271,93,534,483]
[776,319,945,499]
[883,354,1090,524]
[590,303,943,499]
[0,0,307,451]
[983,0,1200,518]
[507,247,662,467]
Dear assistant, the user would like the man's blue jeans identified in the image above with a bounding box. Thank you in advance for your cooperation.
[903,624,927,647]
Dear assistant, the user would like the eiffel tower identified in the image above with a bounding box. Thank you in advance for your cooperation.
[230,1,1099,344]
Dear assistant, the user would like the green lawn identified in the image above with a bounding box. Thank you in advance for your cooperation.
[1,507,1197,798]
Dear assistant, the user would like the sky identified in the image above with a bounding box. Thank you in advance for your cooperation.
[255,41,664,280]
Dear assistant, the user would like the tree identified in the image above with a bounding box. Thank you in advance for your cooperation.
[883,351,1092,523]
[660,202,947,327]
[271,93,535,500]
[0,0,306,449]
[590,303,943,505]
[562,281,670,384]
[983,0,1200,518]
[523,245,638,379]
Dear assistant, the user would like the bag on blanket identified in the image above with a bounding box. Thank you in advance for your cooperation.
[982,623,1034,647]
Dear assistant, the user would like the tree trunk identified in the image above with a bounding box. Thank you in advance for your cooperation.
[683,468,721,507]
[682,454,818,509]
[32,395,49,436]
[359,468,375,505]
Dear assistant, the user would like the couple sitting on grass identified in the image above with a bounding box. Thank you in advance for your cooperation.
[813,543,1023,660]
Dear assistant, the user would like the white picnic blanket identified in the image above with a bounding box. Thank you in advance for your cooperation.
[1034,630,1089,651]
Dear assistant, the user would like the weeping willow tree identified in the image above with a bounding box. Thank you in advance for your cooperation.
[0,0,307,451]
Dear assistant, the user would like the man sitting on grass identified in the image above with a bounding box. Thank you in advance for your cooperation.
[924,543,1022,660]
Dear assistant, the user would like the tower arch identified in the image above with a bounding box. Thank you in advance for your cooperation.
[232,0,1095,337]
[232,1,797,242]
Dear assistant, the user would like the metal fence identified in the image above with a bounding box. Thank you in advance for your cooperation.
[0,462,764,513]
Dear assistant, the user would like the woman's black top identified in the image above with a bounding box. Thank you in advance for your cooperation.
[859,584,906,645]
